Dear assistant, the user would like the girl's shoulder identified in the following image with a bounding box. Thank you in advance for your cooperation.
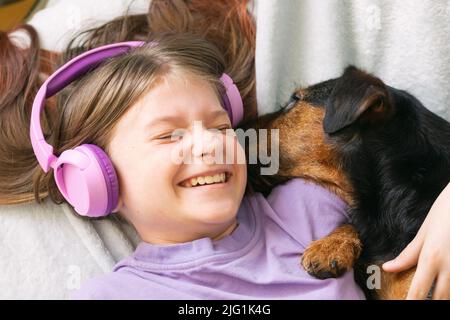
[70,268,146,300]
[268,178,346,207]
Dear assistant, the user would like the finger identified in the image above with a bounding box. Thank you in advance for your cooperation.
[432,273,450,300]
[406,255,437,300]
[383,234,424,272]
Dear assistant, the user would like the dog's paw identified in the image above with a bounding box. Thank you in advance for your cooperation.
[301,225,362,279]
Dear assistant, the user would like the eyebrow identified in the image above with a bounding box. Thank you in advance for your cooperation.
[145,108,229,128]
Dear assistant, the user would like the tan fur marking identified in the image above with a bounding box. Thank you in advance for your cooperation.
[267,101,354,205]
[376,267,416,300]
[301,224,362,278]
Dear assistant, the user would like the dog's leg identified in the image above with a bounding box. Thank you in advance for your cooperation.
[301,224,362,279]
[375,267,416,299]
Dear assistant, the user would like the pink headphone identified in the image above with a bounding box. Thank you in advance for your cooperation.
[30,41,244,218]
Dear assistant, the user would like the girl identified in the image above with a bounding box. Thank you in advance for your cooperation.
[39,32,366,299]
[0,0,448,299]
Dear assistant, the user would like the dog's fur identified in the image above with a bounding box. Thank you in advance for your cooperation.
[242,66,450,299]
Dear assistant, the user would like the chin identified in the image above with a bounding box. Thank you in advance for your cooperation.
[192,201,238,224]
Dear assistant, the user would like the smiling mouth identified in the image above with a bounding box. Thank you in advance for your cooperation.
[179,172,232,188]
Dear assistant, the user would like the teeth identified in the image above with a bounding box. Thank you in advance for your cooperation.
[184,172,227,187]
[204,176,213,184]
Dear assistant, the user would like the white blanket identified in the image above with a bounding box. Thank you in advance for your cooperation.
[1,0,449,299]
[0,198,139,299]
[255,0,450,121]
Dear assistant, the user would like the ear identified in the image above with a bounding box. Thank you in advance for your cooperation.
[323,66,392,134]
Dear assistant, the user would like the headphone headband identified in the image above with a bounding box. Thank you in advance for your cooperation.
[31,42,146,172]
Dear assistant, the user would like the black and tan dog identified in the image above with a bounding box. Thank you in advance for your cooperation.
[243,66,450,299]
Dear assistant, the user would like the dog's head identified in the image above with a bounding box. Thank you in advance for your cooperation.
[322,66,394,135]
[245,66,450,203]
[288,66,400,138]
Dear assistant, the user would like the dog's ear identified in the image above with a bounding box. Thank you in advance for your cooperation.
[323,66,392,134]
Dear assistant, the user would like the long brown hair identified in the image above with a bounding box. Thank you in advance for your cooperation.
[0,0,256,206]
[0,25,57,204]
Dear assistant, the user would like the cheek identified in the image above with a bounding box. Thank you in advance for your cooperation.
[117,147,178,200]
[226,135,247,191]
[224,133,247,166]
[237,162,248,190]
[123,163,180,219]
[144,148,179,187]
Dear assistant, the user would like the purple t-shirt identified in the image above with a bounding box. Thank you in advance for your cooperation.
[72,179,365,300]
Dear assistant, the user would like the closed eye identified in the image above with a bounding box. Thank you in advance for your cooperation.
[157,135,174,140]
[156,129,186,141]
[156,125,230,141]
[283,92,302,111]
[212,125,232,131]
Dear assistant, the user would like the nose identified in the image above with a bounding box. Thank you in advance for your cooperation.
[190,121,223,163]
[192,129,217,158]
[171,122,225,166]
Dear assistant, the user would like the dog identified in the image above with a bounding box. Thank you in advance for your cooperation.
[242,66,450,299]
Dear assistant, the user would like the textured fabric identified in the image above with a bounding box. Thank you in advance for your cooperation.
[71,179,365,300]
[255,0,450,121]
[0,198,139,299]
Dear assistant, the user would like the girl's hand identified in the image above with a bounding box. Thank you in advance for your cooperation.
[382,182,450,300]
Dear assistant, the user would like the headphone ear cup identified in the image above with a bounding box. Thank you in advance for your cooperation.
[53,144,119,217]
[220,73,244,127]
[84,144,120,213]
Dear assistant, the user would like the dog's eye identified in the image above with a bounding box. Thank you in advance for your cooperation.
[284,93,302,111]
[291,93,302,102]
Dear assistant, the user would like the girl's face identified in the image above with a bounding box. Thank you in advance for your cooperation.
[108,72,247,244]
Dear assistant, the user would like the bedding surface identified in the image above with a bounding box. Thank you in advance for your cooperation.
[255,0,450,121]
